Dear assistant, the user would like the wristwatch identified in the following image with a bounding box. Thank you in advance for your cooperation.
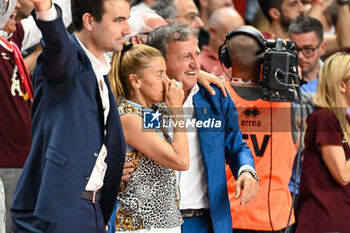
[241,169,259,181]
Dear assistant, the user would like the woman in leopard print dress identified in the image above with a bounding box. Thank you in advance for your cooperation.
[108,44,189,233]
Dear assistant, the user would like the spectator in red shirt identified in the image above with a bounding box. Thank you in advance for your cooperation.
[200,7,244,78]
[0,1,33,232]
[296,52,350,233]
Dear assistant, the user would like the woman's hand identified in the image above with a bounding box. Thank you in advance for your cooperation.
[164,79,184,109]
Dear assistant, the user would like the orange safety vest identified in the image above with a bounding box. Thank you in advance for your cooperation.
[226,82,296,231]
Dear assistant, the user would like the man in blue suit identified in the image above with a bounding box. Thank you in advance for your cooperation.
[10,0,131,232]
[147,24,259,233]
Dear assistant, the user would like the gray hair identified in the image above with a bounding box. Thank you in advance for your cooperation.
[146,24,194,59]
[125,8,163,42]
[151,0,177,23]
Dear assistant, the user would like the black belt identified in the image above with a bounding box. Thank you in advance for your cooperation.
[180,208,210,218]
[80,190,101,203]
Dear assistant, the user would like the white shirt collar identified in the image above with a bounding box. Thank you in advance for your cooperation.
[75,35,111,77]
[183,84,199,107]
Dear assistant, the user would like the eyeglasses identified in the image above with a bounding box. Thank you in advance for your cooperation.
[176,12,200,23]
[296,42,321,58]
[138,32,150,36]
[136,31,150,43]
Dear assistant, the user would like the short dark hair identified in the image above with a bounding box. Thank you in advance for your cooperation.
[71,0,105,31]
[131,0,142,7]
[71,0,133,31]
[193,0,200,10]
[146,24,194,59]
[288,15,324,42]
[258,0,283,22]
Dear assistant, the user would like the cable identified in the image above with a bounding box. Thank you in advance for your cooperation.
[267,100,274,231]
[283,76,304,233]
[274,68,301,88]
[221,61,231,81]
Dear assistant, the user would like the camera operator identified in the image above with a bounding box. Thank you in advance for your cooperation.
[221,26,299,233]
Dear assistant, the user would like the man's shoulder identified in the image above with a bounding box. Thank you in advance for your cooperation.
[195,84,235,112]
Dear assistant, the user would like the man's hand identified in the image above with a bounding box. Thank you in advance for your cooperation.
[235,172,259,205]
[30,0,52,12]
[122,161,135,180]
[197,70,227,97]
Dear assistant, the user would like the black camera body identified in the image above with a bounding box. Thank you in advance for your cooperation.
[219,27,301,102]
[260,39,299,102]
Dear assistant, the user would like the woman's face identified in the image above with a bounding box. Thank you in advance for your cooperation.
[138,56,168,107]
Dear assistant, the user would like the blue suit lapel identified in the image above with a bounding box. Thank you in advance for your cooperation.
[192,91,213,178]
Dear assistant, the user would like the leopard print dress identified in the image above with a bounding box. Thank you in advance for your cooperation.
[115,99,182,232]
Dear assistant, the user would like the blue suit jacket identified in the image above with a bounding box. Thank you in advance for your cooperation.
[11,7,126,225]
[192,84,254,233]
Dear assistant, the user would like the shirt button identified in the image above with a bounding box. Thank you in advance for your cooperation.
[84,175,90,180]
[94,152,99,158]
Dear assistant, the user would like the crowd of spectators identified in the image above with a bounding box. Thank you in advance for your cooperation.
[1,0,350,233]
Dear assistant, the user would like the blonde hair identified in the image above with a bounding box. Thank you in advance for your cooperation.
[314,52,350,144]
[108,44,163,104]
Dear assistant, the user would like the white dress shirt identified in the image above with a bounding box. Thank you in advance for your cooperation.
[177,84,257,209]
[177,84,210,210]
[76,39,111,192]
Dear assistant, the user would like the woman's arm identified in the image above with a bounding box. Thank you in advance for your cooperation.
[320,143,350,186]
[121,79,189,171]
[121,113,189,171]
[197,70,227,97]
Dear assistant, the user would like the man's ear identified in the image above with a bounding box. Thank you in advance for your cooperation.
[319,41,326,57]
[269,8,281,21]
[208,26,216,38]
[130,36,139,45]
[82,13,94,31]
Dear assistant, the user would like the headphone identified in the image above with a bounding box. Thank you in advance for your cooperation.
[218,27,267,68]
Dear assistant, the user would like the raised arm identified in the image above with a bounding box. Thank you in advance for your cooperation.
[31,0,51,12]
[335,2,350,50]
[197,70,227,97]
[21,0,72,51]
[323,1,350,55]
[306,0,334,20]
[30,0,76,82]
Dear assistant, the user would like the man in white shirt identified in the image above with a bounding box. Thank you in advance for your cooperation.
[147,24,259,233]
